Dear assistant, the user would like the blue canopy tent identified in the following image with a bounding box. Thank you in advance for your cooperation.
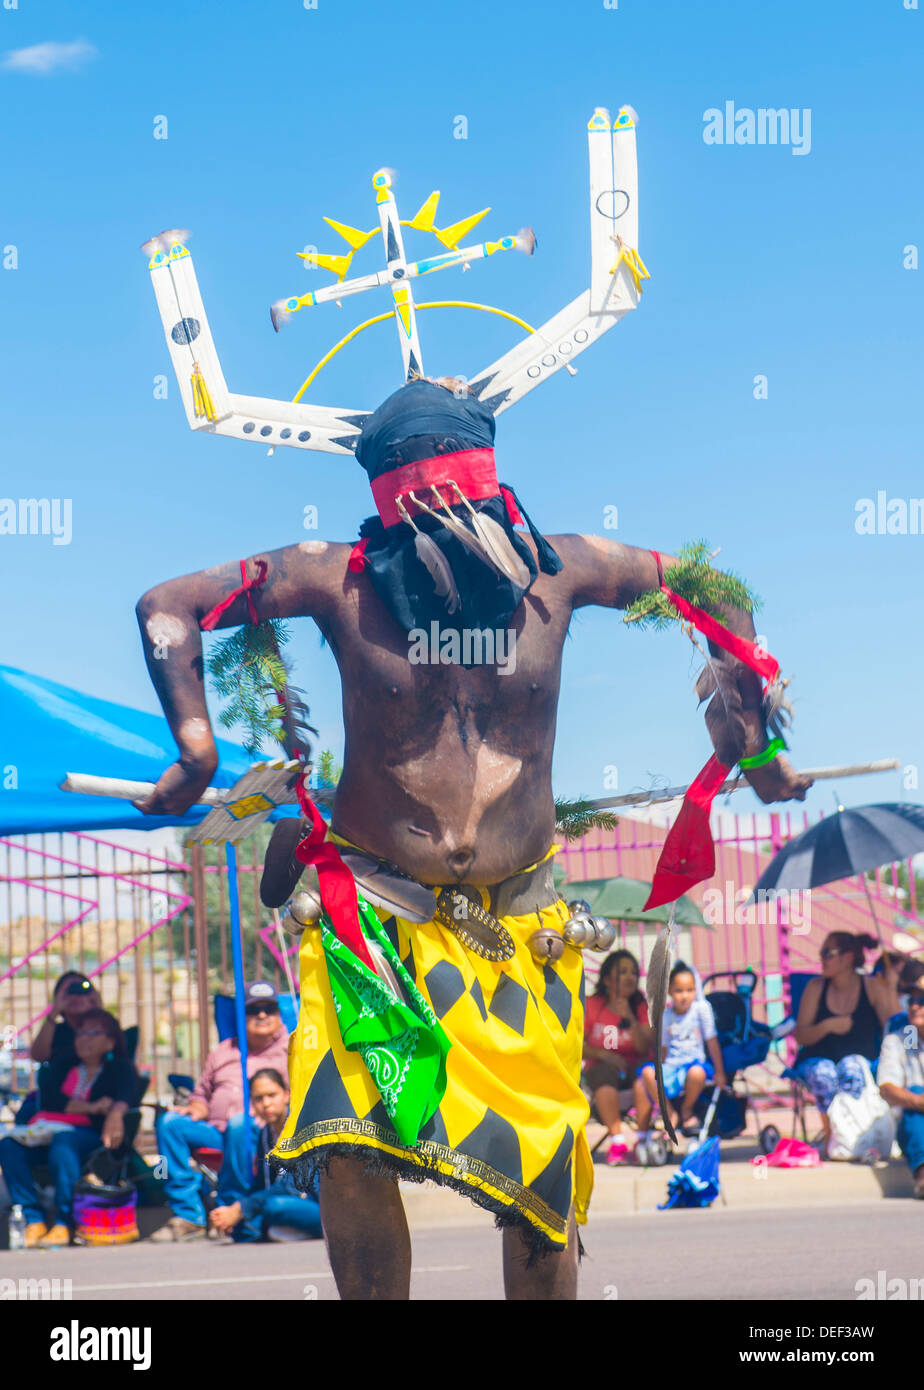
[1,663,309,1173]
[0,663,287,835]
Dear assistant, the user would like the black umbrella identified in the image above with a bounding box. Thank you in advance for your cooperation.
[752,802,924,945]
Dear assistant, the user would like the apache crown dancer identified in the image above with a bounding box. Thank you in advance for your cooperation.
[133,108,811,1299]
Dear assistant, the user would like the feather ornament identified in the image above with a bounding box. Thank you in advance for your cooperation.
[408,489,497,570]
[646,906,679,1145]
[416,487,530,587]
[414,532,461,614]
[140,228,191,258]
[465,510,531,588]
[695,652,748,770]
[366,937,406,1002]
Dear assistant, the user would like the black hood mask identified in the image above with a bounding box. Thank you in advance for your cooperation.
[353,380,561,639]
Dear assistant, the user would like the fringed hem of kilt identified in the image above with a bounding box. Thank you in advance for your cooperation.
[270,1139,569,1265]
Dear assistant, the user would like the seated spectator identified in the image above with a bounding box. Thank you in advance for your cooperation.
[878,962,924,1198]
[793,932,900,1141]
[0,1010,139,1248]
[634,961,727,1143]
[151,981,290,1243]
[29,972,102,1065]
[209,1069,321,1243]
[16,972,103,1124]
[582,950,654,1165]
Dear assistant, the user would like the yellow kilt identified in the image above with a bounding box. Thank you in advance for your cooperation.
[272,884,593,1255]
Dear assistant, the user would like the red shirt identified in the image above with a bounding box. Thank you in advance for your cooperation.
[583,994,652,1070]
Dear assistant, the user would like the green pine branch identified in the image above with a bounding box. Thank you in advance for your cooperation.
[206,620,313,760]
[554,797,618,842]
[317,749,342,787]
[624,540,761,632]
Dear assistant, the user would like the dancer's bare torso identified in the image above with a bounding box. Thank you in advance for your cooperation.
[135,535,809,885]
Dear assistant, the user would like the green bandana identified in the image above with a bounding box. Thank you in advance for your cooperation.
[319,898,451,1146]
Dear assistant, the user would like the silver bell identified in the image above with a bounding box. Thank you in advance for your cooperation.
[563,912,596,948]
[287,888,324,931]
[528,928,565,963]
[588,916,617,951]
[566,898,593,917]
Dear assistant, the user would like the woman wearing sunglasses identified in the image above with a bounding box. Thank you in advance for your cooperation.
[151,981,290,1242]
[792,931,901,1142]
[877,962,924,1198]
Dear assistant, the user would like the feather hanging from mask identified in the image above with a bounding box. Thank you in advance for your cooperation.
[646,905,679,1145]
[466,510,531,588]
[414,532,461,614]
[445,481,531,587]
[412,488,529,588]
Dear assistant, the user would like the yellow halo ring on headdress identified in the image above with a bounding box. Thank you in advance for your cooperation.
[292,301,536,402]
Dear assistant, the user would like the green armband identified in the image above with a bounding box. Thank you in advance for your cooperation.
[739,738,785,770]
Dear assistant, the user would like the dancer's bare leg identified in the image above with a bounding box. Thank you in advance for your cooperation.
[502,1210,579,1300]
[319,1155,411,1300]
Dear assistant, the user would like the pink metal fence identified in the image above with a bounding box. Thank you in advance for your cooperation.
[4,812,921,1107]
[557,808,924,1027]
[1,831,295,1104]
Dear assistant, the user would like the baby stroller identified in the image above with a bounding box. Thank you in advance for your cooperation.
[687,969,780,1154]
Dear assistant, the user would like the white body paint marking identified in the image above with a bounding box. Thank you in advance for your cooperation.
[179,717,211,745]
[146,612,188,646]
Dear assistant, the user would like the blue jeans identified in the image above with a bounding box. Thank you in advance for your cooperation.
[792,1054,870,1114]
[233,1187,323,1243]
[0,1126,101,1225]
[155,1111,259,1224]
[897,1085,924,1177]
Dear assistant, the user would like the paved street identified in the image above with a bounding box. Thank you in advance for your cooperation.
[2,1201,921,1301]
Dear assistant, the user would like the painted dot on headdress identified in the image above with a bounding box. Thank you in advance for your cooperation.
[170,317,200,345]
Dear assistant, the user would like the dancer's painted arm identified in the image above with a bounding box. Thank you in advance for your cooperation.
[134,542,346,815]
[563,535,811,804]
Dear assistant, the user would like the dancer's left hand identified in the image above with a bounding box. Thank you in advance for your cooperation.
[744,754,813,804]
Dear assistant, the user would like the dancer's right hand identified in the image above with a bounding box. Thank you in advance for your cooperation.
[133,755,218,817]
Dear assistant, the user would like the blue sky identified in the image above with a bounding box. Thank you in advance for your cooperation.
[1,0,922,818]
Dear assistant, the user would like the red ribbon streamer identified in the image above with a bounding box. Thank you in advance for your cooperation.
[200,559,268,632]
[499,485,524,526]
[347,538,369,573]
[643,551,781,910]
[643,755,731,911]
[651,551,780,685]
[292,776,377,974]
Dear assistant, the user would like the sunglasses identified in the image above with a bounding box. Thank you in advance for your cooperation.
[245,1002,279,1017]
[907,995,924,1008]
[77,1028,107,1039]
[819,947,846,960]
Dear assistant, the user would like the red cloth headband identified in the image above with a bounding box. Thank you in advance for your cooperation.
[371,448,499,528]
